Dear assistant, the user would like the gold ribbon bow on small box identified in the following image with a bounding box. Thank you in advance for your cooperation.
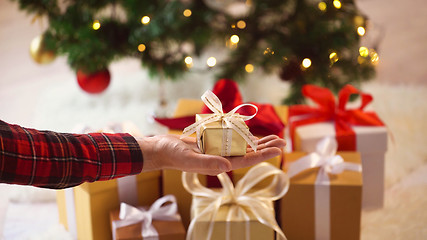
[181,90,258,156]
[182,162,289,240]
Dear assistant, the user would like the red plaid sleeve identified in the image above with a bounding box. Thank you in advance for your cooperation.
[0,120,143,189]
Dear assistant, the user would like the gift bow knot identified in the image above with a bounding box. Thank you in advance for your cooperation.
[289,84,384,150]
[181,90,259,153]
[183,162,290,240]
[287,137,362,184]
[112,195,181,240]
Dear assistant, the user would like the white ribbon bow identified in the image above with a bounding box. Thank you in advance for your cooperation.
[182,162,289,240]
[181,90,258,155]
[287,137,362,240]
[112,194,181,240]
[287,137,362,184]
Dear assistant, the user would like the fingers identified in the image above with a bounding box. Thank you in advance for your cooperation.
[178,135,285,174]
[176,151,232,176]
[176,136,200,152]
[228,147,282,170]
[180,136,196,144]
[258,135,280,144]
[157,134,284,176]
[247,135,286,152]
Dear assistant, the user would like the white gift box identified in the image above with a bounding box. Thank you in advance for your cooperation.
[293,122,388,209]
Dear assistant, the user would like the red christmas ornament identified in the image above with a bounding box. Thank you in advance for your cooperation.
[77,69,111,94]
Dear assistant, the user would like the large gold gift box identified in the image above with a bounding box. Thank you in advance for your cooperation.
[190,196,275,240]
[57,171,161,240]
[163,99,288,227]
[280,152,362,240]
[110,207,186,240]
[196,113,247,156]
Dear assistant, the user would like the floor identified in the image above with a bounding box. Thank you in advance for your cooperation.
[1,0,427,239]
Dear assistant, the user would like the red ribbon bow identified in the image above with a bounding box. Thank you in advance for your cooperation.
[155,79,285,138]
[288,84,384,151]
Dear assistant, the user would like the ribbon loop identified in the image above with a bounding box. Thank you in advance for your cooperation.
[287,137,361,182]
[289,84,385,151]
[181,90,258,153]
[202,90,224,115]
[182,162,289,240]
[316,137,338,157]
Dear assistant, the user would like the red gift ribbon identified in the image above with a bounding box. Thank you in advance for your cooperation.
[155,79,285,187]
[155,79,285,138]
[288,84,384,151]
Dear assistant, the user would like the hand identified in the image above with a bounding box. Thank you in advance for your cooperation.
[137,134,286,176]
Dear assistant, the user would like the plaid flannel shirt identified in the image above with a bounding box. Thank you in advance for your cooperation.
[0,120,143,189]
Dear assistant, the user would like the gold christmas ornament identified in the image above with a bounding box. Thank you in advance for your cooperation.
[30,34,56,64]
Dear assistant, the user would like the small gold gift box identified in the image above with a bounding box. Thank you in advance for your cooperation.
[196,113,247,156]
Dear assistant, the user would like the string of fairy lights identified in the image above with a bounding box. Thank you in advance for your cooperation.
[90,0,379,74]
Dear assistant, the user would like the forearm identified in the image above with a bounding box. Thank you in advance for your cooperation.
[0,120,143,189]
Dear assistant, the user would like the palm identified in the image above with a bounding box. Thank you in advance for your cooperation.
[175,135,285,174]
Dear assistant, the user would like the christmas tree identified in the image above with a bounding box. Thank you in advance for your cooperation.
[13,0,378,103]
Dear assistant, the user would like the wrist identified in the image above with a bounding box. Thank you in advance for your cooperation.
[136,136,162,172]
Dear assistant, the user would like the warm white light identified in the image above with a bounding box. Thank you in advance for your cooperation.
[184,56,193,65]
[329,52,338,63]
[318,2,327,11]
[333,0,342,9]
[245,64,254,73]
[92,20,101,30]
[183,9,192,17]
[138,44,146,52]
[230,35,240,44]
[357,26,366,36]
[207,57,216,67]
[237,20,246,29]
[359,46,369,57]
[264,48,274,55]
[141,16,150,25]
[302,58,312,68]
[370,51,380,65]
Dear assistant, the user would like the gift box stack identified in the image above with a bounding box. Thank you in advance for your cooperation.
[56,168,162,240]
[55,80,387,240]
[279,84,388,240]
[158,79,288,228]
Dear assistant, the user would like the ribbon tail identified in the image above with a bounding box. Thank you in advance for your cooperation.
[241,199,287,240]
[343,162,362,172]
[64,188,77,239]
[186,199,222,240]
[314,183,331,240]
[287,153,321,179]
[226,119,258,152]
[181,115,221,139]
